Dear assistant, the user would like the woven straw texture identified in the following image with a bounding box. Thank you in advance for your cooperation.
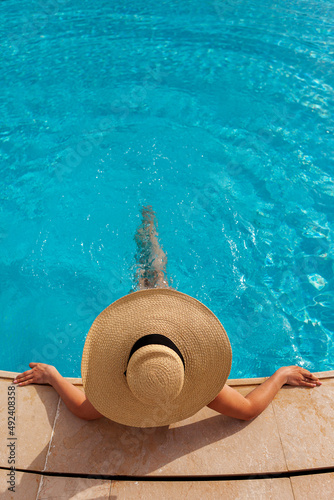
[81,289,232,427]
[126,345,185,405]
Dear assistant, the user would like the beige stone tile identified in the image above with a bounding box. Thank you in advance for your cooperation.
[313,371,334,379]
[0,378,59,470]
[45,385,286,476]
[0,371,20,379]
[272,378,334,470]
[111,478,294,499]
[291,473,334,500]
[37,475,112,499]
[0,469,41,500]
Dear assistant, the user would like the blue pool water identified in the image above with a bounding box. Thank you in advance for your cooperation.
[1,0,334,378]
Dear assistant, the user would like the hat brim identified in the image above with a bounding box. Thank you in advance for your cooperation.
[81,289,232,427]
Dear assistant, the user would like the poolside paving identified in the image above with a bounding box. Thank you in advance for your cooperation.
[1,370,334,499]
[272,378,334,470]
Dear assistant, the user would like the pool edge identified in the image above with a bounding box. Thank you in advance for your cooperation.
[1,369,333,386]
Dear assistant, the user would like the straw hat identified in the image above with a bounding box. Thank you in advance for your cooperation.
[81,288,232,427]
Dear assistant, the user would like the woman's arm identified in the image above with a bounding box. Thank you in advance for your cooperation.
[13,363,103,421]
[208,366,321,421]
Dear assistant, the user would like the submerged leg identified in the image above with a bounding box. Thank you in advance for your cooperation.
[134,205,170,290]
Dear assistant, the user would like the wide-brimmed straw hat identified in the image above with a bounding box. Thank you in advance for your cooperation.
[81,288,232,428]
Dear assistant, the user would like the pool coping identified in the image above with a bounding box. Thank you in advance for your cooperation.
[1,368,334,498]
[1,369,334,385]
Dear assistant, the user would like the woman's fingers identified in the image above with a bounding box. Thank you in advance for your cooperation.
[13,364,42,384]
[14,373,35,385]
[301,381,318,387]
[300,370,321,386]
[16,378,34,387]
[284,366,322,387]
[13,369,33,383]
[303,371,315,379]
[14,377,34,386]
[13,363,55,386]
[303,372,321,384]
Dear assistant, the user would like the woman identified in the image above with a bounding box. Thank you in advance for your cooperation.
[13,206,321,423]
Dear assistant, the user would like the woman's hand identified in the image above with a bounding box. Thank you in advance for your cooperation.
[13,362,103,420]
[277,366,322,387]
[13,362,58,386]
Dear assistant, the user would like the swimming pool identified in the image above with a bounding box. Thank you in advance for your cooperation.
[1,0,333,378]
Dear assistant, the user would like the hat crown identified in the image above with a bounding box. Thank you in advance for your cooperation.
[81,288,232,427]
[126,344,184,406]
